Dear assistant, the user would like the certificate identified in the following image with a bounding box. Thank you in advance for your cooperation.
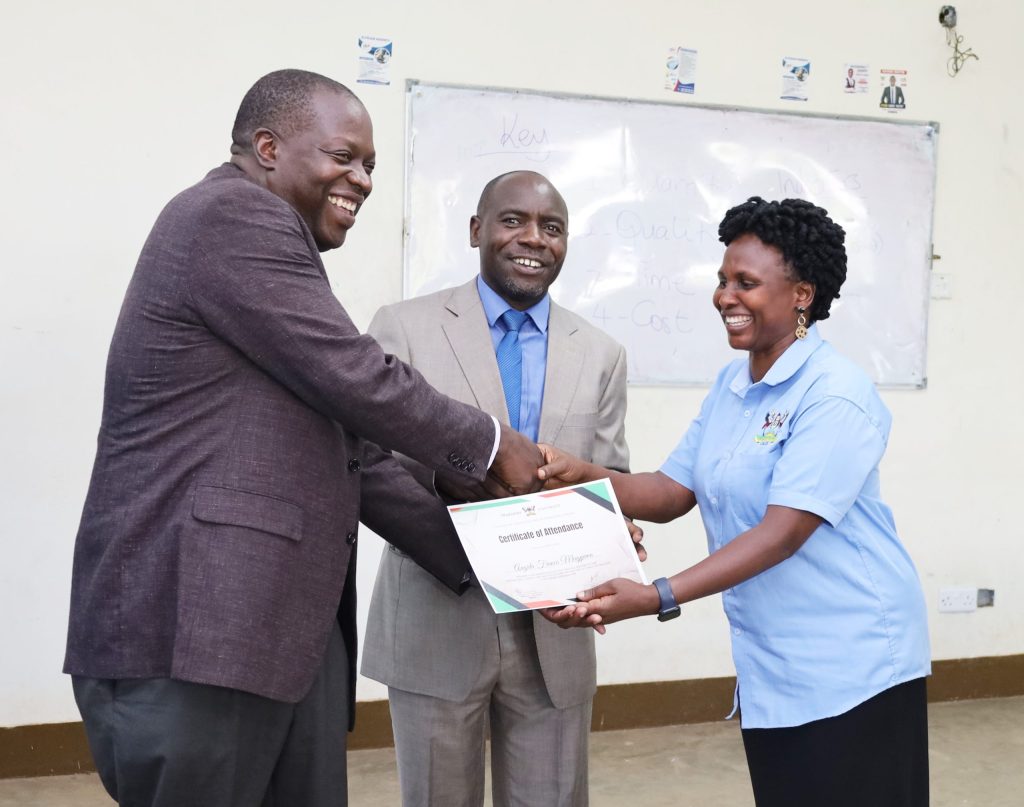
[447,479,647,614]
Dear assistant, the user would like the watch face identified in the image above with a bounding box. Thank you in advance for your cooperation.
[657,606,681,622]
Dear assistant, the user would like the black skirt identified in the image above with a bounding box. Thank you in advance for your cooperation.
[741,677,929,807]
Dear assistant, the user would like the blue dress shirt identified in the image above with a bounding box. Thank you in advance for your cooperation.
[477,276,549,443]
[660,325,930,729]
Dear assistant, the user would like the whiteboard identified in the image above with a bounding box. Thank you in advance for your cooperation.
[404,82,937,387]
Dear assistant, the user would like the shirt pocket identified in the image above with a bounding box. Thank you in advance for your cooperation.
[724,448,780,530]
[192,484,304,542]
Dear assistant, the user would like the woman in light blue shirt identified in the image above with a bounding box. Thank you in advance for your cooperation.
[541,197,930,807]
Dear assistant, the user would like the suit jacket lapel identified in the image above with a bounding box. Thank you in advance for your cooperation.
[441,280,511,424]
[539,302,584,445]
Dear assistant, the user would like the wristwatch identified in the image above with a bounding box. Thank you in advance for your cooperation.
[653,577,681,622]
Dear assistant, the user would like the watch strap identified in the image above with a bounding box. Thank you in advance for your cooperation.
[653,577,680,621]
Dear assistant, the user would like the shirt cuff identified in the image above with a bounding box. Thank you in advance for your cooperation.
[487,415,500,469]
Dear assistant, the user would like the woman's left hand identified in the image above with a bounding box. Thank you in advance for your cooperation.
[576,578,661,626]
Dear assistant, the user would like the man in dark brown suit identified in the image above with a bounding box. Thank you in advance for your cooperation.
[64,69,542,807]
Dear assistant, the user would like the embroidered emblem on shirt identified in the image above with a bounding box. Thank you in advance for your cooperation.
[754,409,789,445]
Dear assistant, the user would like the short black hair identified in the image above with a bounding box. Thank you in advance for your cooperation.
[718,196,847,323]
[231,69,356,151]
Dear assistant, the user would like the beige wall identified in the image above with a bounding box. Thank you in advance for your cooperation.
[2,0,1020,725]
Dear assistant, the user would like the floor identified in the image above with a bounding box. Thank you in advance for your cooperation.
[1,696,1021,806]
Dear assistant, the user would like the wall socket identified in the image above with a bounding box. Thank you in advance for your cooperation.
[938,587,995,613]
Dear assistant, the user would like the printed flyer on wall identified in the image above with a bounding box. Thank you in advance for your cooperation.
[843,63,870,94]
[879,68,908,112]
[665,46,698,94]
[780,56,811,101]
[357,35,393,86]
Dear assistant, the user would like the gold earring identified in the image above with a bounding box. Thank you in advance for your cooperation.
[795,307,808,340]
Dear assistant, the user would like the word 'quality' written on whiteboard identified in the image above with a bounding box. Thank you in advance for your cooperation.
[404,82,937,386]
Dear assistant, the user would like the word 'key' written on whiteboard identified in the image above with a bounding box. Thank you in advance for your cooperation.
[404,82,937,387]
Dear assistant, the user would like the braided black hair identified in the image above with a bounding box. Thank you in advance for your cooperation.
[231,69,357,152]
[718,197,847,323]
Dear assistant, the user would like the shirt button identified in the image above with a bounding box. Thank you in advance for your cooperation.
[743,410,751,417]
[348,459,361,472]
[733,626,742,635]
[346,531,357,545]
[710,496,718,505]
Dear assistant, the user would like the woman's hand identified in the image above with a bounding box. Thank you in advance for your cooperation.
[576,578,661,626]
[536,444,597,489]
[539,603,606,634]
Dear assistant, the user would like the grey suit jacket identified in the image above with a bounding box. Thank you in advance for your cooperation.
[361,279,629,708]
[64,165,495,718]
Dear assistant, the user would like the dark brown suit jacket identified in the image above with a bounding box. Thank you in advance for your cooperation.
[64,164,492,719]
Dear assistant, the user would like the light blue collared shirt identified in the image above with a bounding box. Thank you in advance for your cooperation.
[660,325,930,729]
[477,276,549,443]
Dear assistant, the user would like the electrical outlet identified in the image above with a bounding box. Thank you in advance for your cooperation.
[938,586,976,613]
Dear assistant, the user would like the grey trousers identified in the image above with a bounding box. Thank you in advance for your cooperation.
[388,611,590,807]
[72,621,349,807]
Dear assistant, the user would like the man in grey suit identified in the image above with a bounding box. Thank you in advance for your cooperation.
[362,171,630,806]
[64,70,542,807]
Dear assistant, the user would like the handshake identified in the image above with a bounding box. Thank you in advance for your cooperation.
[442,424,648,635]
[437,422,588,502]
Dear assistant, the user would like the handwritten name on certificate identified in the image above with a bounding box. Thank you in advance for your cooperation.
[447,480,648,614]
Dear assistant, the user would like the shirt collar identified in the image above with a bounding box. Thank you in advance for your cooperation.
[476,275,549,333]
[729,324,823,395]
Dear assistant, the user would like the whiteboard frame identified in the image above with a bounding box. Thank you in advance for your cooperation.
[403,79,939,388]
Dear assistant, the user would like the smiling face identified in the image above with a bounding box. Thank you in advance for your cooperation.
[260,90,375,252]
[470,172,568,310]
[713,233,814,380]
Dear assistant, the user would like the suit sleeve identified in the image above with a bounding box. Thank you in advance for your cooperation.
[358,442,471,593]
[588,344,630,473]
[185,186,493,482]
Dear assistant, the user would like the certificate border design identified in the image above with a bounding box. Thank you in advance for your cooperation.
[451,481,625,613]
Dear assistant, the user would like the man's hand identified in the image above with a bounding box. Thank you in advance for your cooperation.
[537,443,595,489]
[626,518,647,562]
[489,423,545,497]
[434,469,493,504]
[574,578,661,626]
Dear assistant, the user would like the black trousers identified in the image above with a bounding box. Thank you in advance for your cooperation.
[742,677,929,807]
[72,622,349,807]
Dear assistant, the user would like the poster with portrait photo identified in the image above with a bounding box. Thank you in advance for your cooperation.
[879,68,908,112]
[357,35,393,86]
[664,46,697,94]
[780,57,811,101]
[843,63,870,94]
